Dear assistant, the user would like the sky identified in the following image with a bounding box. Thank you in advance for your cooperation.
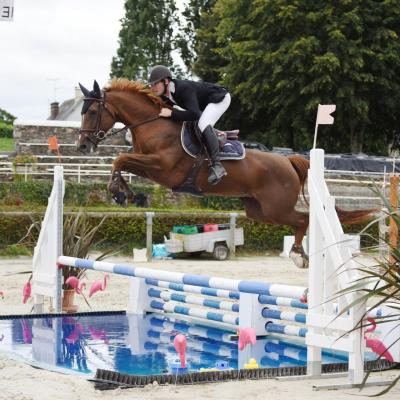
[0,0,126,121]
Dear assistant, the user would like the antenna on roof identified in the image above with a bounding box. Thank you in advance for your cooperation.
[47,78,62,102]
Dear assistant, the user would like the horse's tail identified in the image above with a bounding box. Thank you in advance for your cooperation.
[335,206,378,224]
[288,155,377,223]
[288,155,310,205]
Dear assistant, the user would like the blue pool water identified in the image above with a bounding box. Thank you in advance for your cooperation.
[0,312,376,376]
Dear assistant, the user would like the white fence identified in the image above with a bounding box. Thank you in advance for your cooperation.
[307,148,365,384]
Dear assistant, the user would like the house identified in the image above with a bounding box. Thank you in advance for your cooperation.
[47,87,83,121]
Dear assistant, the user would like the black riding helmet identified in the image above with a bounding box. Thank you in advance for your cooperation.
[148,65,172,85]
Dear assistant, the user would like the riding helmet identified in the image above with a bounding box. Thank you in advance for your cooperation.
[148,65,172,85]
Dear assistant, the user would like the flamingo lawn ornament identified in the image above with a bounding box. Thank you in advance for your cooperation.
[89,275,108,298]
[237,327,257,351]
[173,333,187,368]
[22,281,31,303]
[364,318,394,362]
[65,276,86,294]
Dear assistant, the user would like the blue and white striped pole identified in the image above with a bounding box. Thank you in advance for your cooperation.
[57,256,307,298]
[148,288,239,312]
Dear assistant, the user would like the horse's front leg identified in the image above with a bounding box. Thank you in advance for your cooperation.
[108,170,134,207]
[108,153,162,207]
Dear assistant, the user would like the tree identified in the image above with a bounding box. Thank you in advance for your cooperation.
[211,0,400,153]
[0,108,16,125]
[110,0,179,81]
[0,108,16,138]
[177,1,221,81]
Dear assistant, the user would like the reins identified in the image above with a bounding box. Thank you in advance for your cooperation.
[79,90,161,143]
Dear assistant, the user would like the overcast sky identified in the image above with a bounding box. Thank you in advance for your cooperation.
[0,0,126,121]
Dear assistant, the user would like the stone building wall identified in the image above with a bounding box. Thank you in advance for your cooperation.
[13,121,129,156]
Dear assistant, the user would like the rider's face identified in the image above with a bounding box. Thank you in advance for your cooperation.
[150,80,166,96]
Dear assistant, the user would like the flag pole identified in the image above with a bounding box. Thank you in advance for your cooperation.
[313,122,318,149]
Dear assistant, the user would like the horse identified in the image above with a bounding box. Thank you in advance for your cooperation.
[77,79,375,268]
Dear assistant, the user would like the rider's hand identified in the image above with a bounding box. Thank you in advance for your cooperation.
[159,108,172,118]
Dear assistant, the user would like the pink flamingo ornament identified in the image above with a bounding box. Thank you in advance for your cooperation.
[364,318,394,362]
[173,333,187,368]
[65,276,86,294]
[237,327,257,351]
[89,274,108,298]
[22,281,31,303]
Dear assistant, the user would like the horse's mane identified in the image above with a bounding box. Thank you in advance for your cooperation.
[104,77,163,107]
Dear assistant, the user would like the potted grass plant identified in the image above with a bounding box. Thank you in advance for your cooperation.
[21,210,124,312]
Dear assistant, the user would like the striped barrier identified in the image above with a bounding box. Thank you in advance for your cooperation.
[58,256,307,298]
[58,255,309,337]
[57,256,386,344]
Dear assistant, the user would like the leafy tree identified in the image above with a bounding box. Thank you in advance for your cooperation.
[0,108,16,138]
[211,0,400,154]
[110,0,179,81]
[177,1,221,81]
[0,108,16,125]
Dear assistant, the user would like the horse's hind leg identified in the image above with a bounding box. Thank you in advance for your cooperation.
[289,218,309,269]
[242,197,310,268]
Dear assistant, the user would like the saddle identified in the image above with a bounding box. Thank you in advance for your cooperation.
[181,121,245,161]
[215,129,240,148]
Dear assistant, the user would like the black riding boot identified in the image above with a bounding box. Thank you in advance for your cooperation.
[202,125,227,185]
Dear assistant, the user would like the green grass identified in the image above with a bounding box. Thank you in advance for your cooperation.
[0,137,14,152]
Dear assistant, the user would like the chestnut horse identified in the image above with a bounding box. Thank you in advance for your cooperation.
[77,79,374,268]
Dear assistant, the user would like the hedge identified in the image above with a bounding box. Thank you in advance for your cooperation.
[0,213,378,253]
[0,181,244,210]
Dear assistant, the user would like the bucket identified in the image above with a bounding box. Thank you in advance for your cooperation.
[182,225,198,235]
[204,224,218,232]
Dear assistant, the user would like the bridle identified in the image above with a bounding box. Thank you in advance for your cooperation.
[79,90,161,147]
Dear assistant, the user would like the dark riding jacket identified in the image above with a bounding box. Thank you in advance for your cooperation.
[163,79,228,122]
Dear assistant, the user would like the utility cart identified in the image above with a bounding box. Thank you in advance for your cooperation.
[164,223,244,261]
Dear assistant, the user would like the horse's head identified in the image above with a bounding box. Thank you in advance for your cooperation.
[77,80,116,153]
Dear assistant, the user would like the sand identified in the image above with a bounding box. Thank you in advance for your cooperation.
[0,254,398,400]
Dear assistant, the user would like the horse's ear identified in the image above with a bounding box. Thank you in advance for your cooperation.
[93,80,101,98]
[79,83,91,98]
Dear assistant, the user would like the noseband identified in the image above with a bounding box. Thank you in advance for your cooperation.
[79,90,161,147]
[79,91,116,146]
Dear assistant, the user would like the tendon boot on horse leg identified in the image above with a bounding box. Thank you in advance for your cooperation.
[289,244,309,269]
[289,226,309,269]
[202,125,227,185]
[107,170,134,207]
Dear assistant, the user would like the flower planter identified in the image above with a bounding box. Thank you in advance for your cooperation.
[62,289,78,313]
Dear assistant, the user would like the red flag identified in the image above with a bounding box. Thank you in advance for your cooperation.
[48,135,59,151]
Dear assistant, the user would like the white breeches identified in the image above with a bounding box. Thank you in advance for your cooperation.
[198,93,231,132]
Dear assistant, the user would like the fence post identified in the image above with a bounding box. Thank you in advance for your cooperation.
[146,212,155,262]
[229,212,238,259]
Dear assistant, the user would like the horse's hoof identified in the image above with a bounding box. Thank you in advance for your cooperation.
[289,251,309,269]
[112,192,127,206]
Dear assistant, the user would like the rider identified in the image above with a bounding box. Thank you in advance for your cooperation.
[148,65,230,185]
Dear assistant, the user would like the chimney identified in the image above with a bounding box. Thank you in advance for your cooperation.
[50,102,59,120]
[75,86,83,100]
